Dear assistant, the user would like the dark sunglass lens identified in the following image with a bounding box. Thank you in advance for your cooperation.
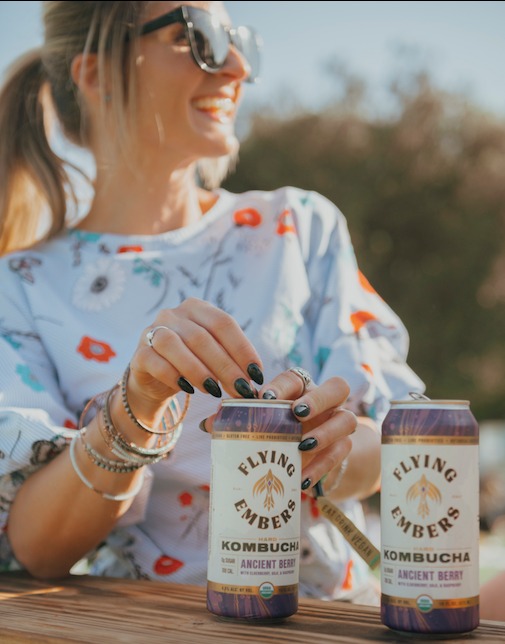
[192,13,229,68]
[233,27,261,82]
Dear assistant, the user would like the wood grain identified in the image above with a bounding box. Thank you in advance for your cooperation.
[1,573,504,643]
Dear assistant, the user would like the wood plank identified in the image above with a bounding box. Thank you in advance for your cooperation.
[1,573,504,643]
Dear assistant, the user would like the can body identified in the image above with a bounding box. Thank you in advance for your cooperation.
[380,398,480,635]
[207,398,302,621]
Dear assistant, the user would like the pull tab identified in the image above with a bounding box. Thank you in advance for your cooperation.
[409,391,431,401]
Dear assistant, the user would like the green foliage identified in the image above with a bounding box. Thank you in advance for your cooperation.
[224,67,505,421]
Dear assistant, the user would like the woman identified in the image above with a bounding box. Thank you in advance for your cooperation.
[0,1,423,603]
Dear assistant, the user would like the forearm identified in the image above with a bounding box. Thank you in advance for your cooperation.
[325,416,381,502]
[8,389,165,580]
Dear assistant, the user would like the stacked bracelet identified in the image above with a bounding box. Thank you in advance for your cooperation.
[69,434,145,502]
[121,364,190,435]
[73,366,191,500]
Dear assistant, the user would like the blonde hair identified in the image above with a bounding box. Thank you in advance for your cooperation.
[0,1,145,255]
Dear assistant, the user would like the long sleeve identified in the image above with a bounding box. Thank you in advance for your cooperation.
[292,189,425,424]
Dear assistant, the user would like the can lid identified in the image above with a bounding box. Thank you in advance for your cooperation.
[390,392,470,406]
[221,398,293,408]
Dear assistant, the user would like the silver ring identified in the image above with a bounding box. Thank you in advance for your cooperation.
[288,366,313,394]
[145,325,170,348]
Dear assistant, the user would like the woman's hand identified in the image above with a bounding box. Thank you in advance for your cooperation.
[258,369,358,494]
[126,298,265,424]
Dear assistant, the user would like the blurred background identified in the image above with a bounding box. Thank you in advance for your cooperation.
[1,0,505,578]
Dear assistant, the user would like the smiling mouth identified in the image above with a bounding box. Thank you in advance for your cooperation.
[192,96,235,117]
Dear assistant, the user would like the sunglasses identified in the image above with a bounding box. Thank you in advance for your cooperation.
[137,5,261,83]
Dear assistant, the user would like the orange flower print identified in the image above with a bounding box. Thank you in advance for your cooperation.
[342,559,354,591]
[117,245,144,254]
[361,363,374,376]
[276,209,296,235]
[154,555,184,576]
[77,336,116,363]
[350,310,378,333]
[63,419,78,430]
[233,208,262,227]
[358,270,379,295]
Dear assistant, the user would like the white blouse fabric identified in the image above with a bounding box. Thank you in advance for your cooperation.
[0,186,424,599]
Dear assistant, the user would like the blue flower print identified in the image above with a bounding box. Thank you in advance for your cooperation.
[15,364,45,392]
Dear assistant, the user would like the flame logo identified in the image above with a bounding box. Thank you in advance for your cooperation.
[406,474,442,518]
[253,469,284,511]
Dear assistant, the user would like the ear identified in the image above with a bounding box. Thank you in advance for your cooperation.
[70,53,104,105]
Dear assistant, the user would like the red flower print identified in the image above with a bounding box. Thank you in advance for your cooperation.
[77,336,116,363]
[117,245,144,254]
[199,484,210,492]
[301,492,320,519]
[233,208,262,227]
[276,209,296,235]
[154,555,184,576]
[63,419,78,429]
[350,310,378,333]
[179,492,193,507]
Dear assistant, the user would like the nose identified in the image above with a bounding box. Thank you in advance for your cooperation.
[220,43,251,82]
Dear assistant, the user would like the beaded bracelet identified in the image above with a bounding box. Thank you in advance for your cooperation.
[79,424,144,473]
[103,386,177,459]
[68,433,145,501]
[121,363,190,435]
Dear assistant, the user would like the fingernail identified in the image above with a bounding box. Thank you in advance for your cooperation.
[247,363,264,385]
[234,378,255,399]
[298,437,318,451]
[313,480,324,498]
[204,378,222,398]
[301,478,312,490]
[199,418,208,433]
[177,377,194,395]
[262,390,277,400]
[294,403,310,417]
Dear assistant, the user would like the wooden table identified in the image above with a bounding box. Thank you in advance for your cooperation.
[1,573,505,643]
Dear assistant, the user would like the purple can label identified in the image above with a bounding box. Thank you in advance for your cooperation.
[207,399,302,621]
[380,398,479,634]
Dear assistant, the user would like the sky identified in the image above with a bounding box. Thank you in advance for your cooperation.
[0,0,504,121]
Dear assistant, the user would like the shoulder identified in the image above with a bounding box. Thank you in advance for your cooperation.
[222,186,347,231]
[0,234,70,293]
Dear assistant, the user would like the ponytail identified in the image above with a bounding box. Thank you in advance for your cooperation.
[0,49,78,256]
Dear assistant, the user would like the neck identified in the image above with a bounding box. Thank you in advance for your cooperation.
[76,161,218,236]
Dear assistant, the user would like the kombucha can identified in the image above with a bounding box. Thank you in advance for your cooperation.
[207,398,302,621]
[380,394,479,635]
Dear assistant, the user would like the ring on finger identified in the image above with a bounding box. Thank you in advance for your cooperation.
[288,366,313,395]
[145,325,170,348]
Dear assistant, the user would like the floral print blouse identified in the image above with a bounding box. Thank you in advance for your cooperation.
[0,186,424,599]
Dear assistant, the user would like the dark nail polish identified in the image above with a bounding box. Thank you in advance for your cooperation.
[204,378,222,398]
[298,437,318,451]
[301,478,312,490]
[234,378,255,399]
[247,363,264,385]
[199,419,208,433]
[177,377,194,395]
[313,480,324,498]
[294,403,310,417]
[262,390,277,400]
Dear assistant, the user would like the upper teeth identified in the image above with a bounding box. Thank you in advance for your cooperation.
[193,97,234,112]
